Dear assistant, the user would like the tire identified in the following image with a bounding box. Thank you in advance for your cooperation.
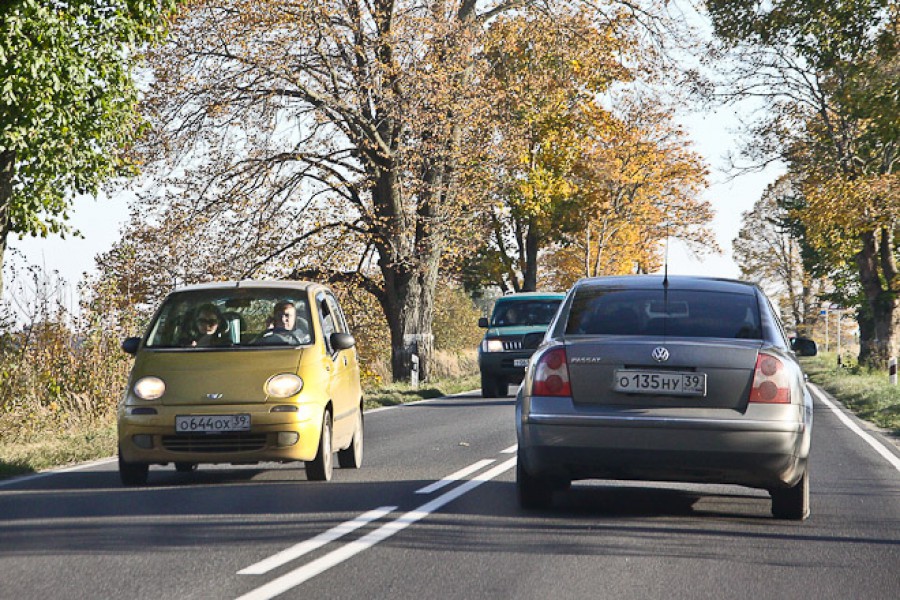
[495,375,509,397]
[481,372,499,397]
[337,408,364,469]
[118,446,149,486]
[305,410,334,481]
[771,469,810,520]
[516,459,553,510]
[175,462,197,473]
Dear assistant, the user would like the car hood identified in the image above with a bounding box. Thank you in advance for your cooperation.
[131,348,304,406]
[486,325,549,337]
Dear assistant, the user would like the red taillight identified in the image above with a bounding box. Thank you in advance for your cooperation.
[532,347,571,397]
[749,352,791,403]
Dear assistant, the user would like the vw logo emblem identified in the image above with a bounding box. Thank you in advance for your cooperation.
[651,347,670,363]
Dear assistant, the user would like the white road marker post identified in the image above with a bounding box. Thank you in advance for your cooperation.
[889,356,897,385]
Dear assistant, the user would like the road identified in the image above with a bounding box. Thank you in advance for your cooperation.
[1,384,898,600]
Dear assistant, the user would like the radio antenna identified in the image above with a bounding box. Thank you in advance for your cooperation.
[663,221,670,288]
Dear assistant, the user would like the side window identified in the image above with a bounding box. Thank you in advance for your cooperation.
[324,293,348,333]
[317,292,337,354]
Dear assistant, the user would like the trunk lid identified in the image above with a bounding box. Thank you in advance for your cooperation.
[565,338,763,409]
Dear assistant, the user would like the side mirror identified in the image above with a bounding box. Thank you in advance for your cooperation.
[522,332,545,350]
[478,317,489,328]
[790,336,818,357]
[331,332,356,351]
[121,337,141,355]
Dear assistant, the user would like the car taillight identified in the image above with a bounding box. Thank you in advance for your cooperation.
[748,352,791,403]
[532,347,571,397]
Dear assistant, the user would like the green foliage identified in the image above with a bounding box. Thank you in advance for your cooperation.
[0,0,176,292]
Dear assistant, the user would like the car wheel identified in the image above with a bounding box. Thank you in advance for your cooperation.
[118,446,149,486]
[771,469,810,520]
[175,462,197,473]
[305,410,334,481]
[337,408,364,469]
[494,375,509,397]
[516,459,553,510]
[481,372,498,398]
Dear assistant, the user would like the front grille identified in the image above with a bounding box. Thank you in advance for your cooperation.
[162,433,267,453]
[502,339,522,350]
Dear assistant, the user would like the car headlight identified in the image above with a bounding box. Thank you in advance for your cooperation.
[133,376,165,400]
[265,373,304,398]
[482,339,504,352]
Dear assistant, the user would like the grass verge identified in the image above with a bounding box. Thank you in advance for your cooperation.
[0,375,481,481]
[0,424,118,479]
[801,352,900,435]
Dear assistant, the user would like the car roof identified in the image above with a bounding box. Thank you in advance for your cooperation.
[171,280,321,293]
[495,291,566,302]
[573,275,759,295]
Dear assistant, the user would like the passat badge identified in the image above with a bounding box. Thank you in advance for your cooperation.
[651,347,669,363]
[206,393,224,399]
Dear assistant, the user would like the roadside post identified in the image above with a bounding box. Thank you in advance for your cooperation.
[410,354,420,389]
[890,357,897,385]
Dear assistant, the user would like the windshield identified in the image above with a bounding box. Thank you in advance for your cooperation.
[565,288,762,339]
[490,299,562,327]
[145,289,313,348]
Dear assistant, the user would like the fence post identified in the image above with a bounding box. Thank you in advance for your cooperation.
[890,356,897,385]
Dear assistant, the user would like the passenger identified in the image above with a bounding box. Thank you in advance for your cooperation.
[186,303,225,347]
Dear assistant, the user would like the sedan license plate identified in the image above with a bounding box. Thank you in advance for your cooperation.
[513,358,529,367]
[175,414,251,434]
[614,370,706,397]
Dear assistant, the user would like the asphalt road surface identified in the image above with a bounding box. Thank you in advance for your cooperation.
[1,384,898,600]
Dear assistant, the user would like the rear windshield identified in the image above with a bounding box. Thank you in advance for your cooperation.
[564,288,762,339]
[491,299,562,327]
[145,289,313,348]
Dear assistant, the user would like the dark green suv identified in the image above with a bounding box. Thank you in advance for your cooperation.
[478,292,564,397]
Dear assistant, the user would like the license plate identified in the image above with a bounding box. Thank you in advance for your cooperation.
[175,414,251,434]
[513,358,529,367]
[614,370,706,397]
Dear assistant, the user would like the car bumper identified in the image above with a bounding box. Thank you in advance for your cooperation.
[479,351,533,381]
[517,396,810,490]
[118,403,325,464]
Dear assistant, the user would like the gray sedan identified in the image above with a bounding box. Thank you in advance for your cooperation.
[516,275,816,520]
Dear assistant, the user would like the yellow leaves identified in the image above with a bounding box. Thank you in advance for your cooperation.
[798,172,899,258]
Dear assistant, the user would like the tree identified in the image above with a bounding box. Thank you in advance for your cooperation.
[707,0,899,366]
[0,0,176,295]
[733,175,824,333]
[134,0,694,381]
[463,10,713,293]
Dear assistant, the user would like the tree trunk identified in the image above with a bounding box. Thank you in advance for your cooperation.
[0,150,15,297]
[522,217,540,292]
[855,228,899,368]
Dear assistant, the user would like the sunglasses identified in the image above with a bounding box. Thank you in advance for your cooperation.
[197,317,218,326]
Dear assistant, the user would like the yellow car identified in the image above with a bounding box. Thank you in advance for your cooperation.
[117,280,363,485]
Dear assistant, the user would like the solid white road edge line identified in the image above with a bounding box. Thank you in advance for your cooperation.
[414,459,495,494]
[234,456,518,600]
[809,384,900,473]
[237,506,398,576]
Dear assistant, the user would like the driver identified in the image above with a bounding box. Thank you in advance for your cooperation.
[254,301,309,345]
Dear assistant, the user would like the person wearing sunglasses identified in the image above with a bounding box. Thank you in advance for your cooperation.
[185,303,224,347]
